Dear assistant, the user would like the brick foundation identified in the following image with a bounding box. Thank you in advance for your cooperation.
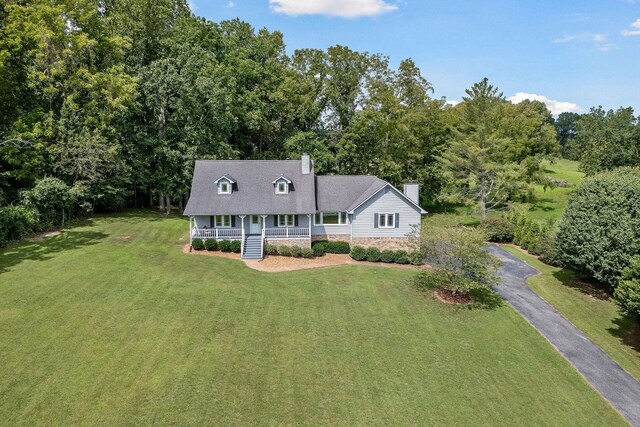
[351,237,415,251]
[265,238,311,248]
[311,234,350,243]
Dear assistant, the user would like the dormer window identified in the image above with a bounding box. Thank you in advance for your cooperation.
[214,175,236,195]
[272,175,292,195]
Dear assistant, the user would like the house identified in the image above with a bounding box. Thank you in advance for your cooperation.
[183,154,426,259]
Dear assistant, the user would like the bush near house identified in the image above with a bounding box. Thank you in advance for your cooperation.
[192,238,204,250]
[313,240,350,254]
[393,250,410,264]
[265,245,278,256]
[205,239,218,251]
[350,246,367,261]
[230,240,241,253]
[312,244,326,257]
[219,240,232,252]
[365,247,382,262]
[555,167,640,287]
[380,249,395,263]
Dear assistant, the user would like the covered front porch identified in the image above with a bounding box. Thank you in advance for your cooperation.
[189,214,312,258]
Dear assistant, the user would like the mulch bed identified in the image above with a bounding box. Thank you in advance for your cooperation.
[434,289,472,305]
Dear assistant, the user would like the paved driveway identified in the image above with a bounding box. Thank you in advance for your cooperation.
[486,245,640,426]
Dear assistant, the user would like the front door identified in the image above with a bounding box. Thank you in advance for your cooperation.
[250,215,261,234]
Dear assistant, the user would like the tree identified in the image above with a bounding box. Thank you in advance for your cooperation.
[553,112,580,159]
[614,255,640,319]
[418,226,500,296]
[574,107,639,175]
[555,167,640,287]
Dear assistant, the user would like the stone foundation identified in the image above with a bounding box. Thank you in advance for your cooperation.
[265,238,311,248]
[351,237,415,251]
[311,234,350,243]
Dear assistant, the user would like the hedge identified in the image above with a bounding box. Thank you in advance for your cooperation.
[230,240,241,253]
[313,240,350,254]
[192,238,204,250]
[219,240,232,252]
[205,239,218,251]
[556,167,640,287]
[0,205,39,247]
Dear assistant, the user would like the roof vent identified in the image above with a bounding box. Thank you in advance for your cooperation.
[301,153,311,175]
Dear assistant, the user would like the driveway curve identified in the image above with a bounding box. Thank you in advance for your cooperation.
[486,245,640,426]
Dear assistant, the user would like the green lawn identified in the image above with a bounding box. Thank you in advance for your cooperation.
[501,245,640,383]
[424,158,584,229]
[0,212,626,426]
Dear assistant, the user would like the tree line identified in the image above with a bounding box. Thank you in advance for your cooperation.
[1,0,638,238]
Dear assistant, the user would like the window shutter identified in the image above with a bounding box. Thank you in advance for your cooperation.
[231,216,236,227]
[274,216,278,227]
[374,213,378,228]
[210,216,215,228]
[395,213,400,228]
[294,215,299,227]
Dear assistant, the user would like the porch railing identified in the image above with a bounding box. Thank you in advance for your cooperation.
[264,227,310,238]
[193,228,243,240]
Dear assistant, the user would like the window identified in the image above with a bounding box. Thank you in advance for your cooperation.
[276,181,288,194]
[314,212,346,225]
[378,213,395,228]
[214,215,232,228]
[218,181,231,194]
[278,214,294,227]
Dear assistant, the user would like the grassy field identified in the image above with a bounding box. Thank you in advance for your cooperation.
[0,212,625,425]
[501,245,640,383]
[424,158,584,229]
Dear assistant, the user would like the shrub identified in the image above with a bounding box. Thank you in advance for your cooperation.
[537,232,562,266]
[0,205,39,247]
[614,256,640,318]
[408,251,424,266]
[230,240,241,253]
[301,248,315,258]
[312,243,326,257]
[192,238,204,250]
[555,167,640,287]
[393,250,410,264]
[205,239,218,251]
[21,177,74,228]
[290,245,303,258]
[420,226,499,291]
[311,241,326,251]
[265,245,278,256]
[277,245,292,257]
[324,241,350,254]
[365,247,382,262]
[415,268,458,292]
[350,246,366,261]
[380,249,395,263]
[481,215,514,243]
[219,240,232,252]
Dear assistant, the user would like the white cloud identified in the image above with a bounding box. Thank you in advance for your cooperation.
[622,18,640,36]
[188,0,196,11]
[553,34,577,43]
[444,99,459,107]
[507,92,582,116]
[592,33,607,42]
[226,0,235,7]
[553,33,612,51]
[269,0,398,18]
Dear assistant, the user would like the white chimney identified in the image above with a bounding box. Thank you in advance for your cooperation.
[301,153,311,175]
[403,182,419,205]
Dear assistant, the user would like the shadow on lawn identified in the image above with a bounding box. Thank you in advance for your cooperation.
[0,227,107,275]
[608,316,640,354]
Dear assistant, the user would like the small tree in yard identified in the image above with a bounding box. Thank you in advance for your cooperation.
[419,227,500,298]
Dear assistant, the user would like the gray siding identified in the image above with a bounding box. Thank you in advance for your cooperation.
[193,215,241,229]
[351,186,421,238]
[264,214,311,229]
[311,213,350,236]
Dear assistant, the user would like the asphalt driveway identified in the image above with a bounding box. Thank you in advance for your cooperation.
[486,245,640,426]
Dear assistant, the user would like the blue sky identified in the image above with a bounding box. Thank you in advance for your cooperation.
[192,0,640,115]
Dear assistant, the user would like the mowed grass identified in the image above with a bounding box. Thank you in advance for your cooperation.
[424,158,584,229]
[0,212,625,426]
[501,245,640,383]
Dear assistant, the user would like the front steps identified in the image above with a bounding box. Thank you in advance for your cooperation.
[242,234,263,259]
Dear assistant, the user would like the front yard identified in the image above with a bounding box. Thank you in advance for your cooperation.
[0,211,625,425]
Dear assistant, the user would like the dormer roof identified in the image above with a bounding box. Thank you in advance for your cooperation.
[213,175,236,184]
[272,175,292,184]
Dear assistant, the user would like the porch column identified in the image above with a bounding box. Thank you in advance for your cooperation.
[189,216,193,247]
[307,214,312,238]
[239,215,246,254]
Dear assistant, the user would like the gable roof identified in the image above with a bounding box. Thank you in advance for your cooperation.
[272,175,292,184]
[184,160,316,215]
[214,175,236,184]
[315,175,387,212]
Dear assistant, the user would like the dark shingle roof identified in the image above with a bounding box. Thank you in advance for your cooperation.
[184,160,316,215]
[315,175,387,212]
